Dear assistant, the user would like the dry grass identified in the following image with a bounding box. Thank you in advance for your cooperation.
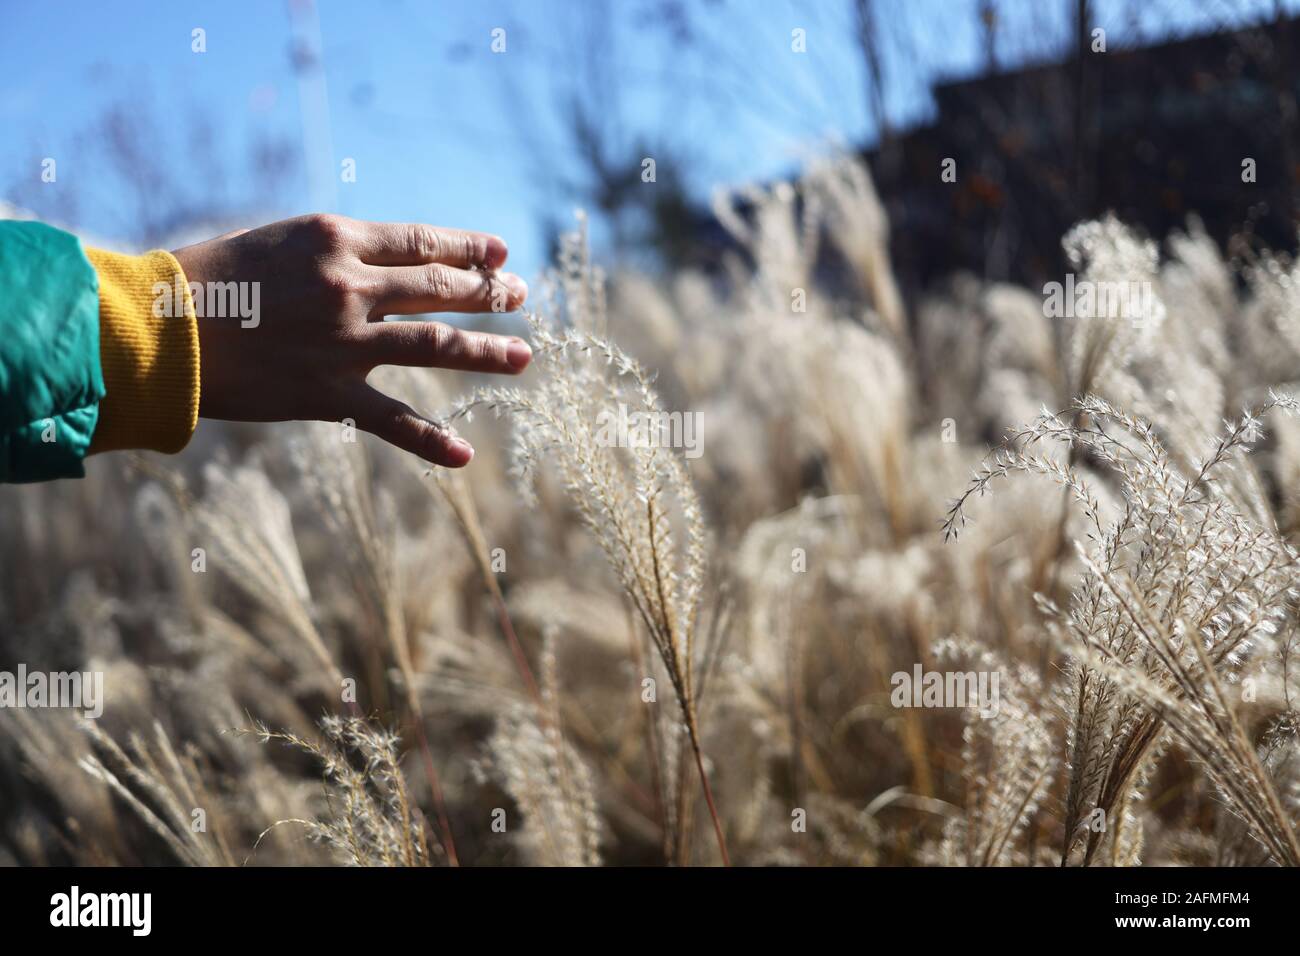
[4,154,1300,866]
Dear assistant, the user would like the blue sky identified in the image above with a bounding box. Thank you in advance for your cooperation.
[2,0,1296,280]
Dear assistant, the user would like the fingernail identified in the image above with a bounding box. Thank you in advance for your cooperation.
[503,273,528,304]
[506,338,532,370]
[447,438,474,466]
[485,236,508,270]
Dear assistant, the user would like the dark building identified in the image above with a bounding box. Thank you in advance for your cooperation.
[662,15,1300,298]
[873,14,1300,291]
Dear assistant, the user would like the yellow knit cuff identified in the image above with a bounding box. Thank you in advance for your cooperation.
[84,248,200,455]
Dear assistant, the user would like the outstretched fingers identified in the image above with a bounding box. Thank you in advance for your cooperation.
[370,263,528,315]
[354,221,509,270]
[360,320,532,374]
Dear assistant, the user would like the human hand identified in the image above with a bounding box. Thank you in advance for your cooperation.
[172,213,531,467]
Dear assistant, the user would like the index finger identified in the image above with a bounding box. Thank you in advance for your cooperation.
[354,221,509,270]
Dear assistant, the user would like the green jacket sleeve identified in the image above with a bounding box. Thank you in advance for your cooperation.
[0,220,104,482]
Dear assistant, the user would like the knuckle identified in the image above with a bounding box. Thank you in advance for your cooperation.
[473,333,500,364]
[430,321,459,355]
[393,411,443,459]
[460,232,482,264]
[425,266,457,302]
[302,213,347,250]
[317,269,355,306]
[410,223,438,260]
[418,422,449,458]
